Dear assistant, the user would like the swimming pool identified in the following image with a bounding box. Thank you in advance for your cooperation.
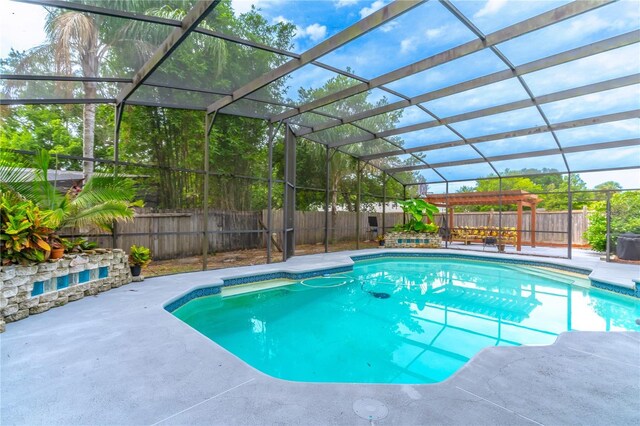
[172,257,640,384]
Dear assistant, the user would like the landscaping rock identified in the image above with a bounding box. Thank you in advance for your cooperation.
[15,265,38,276]
[29,303,51,315]
[6,309,29,322]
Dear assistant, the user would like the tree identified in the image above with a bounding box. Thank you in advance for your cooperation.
[584,191,640,252]
[8,1,227,179]
[595,181,623,191]
[456,169,592,211]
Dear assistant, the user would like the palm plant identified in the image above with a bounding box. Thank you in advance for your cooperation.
[0,150,141,232]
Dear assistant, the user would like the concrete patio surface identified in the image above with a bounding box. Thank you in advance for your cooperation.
[2,249,639,425]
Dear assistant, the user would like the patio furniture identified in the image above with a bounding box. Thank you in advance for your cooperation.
[617,233,640,260]
[424,191,541,251]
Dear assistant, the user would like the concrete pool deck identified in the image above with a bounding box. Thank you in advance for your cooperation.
[2,249,639,425]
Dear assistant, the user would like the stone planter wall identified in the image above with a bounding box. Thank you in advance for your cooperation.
[385,232,442,248]
[0,249,131,332]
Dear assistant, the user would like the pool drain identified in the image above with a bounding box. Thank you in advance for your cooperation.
[353,398,388,421]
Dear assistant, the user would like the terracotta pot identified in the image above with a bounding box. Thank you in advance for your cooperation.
[50,247,65,260]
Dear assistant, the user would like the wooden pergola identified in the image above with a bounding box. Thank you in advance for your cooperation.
[424,190,542,251]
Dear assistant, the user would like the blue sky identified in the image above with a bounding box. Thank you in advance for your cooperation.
[1,0,639,188]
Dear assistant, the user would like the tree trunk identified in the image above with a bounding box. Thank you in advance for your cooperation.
[82,82,97,180]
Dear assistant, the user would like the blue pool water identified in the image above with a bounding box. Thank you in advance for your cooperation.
[173,258,640,384]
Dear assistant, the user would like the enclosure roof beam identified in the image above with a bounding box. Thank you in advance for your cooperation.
[269,0,614,124]
[0,98,115,105]
[0,74,133,83]
[205,0,424,114]
[384,138,639,173]
[115,0,221,105]
[359,109,640,162]
[296,30,639,137]
[328,74,640,148]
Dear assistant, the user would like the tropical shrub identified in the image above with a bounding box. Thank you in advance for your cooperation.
[0,195,55,265]
[584,192,640,252]
[129,245,151,268]
[394,198,440,233]
[1,149,142,231]
[61,237,97,253]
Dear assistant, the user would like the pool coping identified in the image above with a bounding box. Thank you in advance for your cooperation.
[2,248,639,425]
[163,249,640,313]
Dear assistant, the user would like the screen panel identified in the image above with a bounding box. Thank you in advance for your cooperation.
[0,2,173,78]
[496,0,640,65]
[316,0,477,79]
[540,85,640,123]
[522,44,640,97]
[555,118,640,148]
[475,133,559,157]
[449,107,546,138]
[392,126,461,150]
[383,49,509,98]
[436,163,496,181]
[422,78,531,118]
[567,146,640,172]
[450,0,568,35]
[491,154,568,176]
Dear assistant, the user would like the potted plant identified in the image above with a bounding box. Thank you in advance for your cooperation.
[387,199,442,248]
[48,234,65,259]
[377,234,385,246]
[129,245,151,277]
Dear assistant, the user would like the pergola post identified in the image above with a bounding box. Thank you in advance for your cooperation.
[567,172,573,259]
[516,201,523,252]
[531,204,537,248]
[202,111,216,271]
[498,178,503,247]
[283,125,296,261]
[324,145,330,253]
[445,181,449,248]
[356,160,361,250]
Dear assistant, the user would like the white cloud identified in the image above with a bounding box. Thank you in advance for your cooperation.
[380,21,399,33]
[302,23,327,42]
[231,0,259,15]
[400,37,418,54]
[272,15,290,24]
[335,0,359,8]
[359,0,387,19]
[231,0,285,15]
[425,28,443,39]
[273,17,327,43]
[474,0,508,18]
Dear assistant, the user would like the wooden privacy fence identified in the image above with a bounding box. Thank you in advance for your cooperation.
[86,208,590,259]
[90,209,262,260]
